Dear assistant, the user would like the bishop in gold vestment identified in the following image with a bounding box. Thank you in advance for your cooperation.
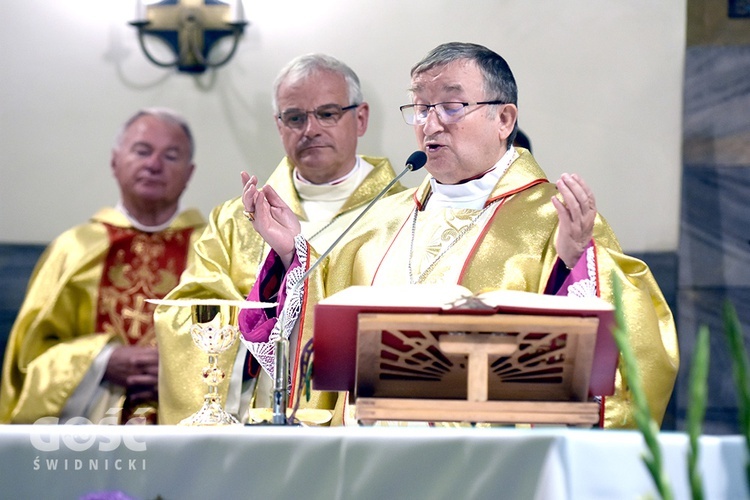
[239,148,678,428]
[0,207,205,424]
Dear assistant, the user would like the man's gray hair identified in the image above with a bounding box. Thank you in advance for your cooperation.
[411,42,518,145]
[272,53,363,114]
[114,107,195,160]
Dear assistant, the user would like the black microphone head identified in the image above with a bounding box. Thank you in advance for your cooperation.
[406,150,427,171]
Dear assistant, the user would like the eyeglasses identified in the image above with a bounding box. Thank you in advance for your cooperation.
[399,100,506,125]
[278,103,359,129]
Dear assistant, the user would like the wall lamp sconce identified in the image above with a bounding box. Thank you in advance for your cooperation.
[130,0,247,74]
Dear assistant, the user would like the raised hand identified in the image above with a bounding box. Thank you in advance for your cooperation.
[551,173,596,269]
[241,171,301,267]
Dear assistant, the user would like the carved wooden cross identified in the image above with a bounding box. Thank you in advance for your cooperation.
[439,333,517,402]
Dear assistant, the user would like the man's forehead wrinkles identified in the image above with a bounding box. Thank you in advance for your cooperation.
[410,81,465,96]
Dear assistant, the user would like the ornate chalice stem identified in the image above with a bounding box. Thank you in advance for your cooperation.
[179,303,241,426]
[203,354,224,401]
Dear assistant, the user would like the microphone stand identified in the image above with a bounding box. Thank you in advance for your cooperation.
[270,151,427,425]
[272,337,289,424]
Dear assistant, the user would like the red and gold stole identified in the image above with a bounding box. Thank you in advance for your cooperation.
[96,224,194,346]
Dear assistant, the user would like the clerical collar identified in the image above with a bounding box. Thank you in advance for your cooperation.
[427,146,517,210]
[294,156,373,203]
[294,156,361,186]
[115,201,180,233]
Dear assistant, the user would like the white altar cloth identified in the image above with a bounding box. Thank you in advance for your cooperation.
[0,425,745,499]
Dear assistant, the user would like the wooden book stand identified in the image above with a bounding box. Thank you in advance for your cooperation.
[353,312,602,426]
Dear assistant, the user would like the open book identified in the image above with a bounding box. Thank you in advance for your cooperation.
[313,285,617,397]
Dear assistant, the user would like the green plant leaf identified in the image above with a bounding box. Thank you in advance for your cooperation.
[721,301,750,489]
[610,271,673,500]
[687,325,709,500]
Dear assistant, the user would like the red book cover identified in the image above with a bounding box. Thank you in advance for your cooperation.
[313,285,617,397]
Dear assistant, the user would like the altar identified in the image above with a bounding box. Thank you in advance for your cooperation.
[0,425,746,499]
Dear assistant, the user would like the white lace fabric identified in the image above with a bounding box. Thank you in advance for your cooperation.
[240,234,308,381]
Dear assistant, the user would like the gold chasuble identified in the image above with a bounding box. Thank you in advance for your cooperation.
[0,207,205,424]
[243,149,679,429]
[155,155,403,425]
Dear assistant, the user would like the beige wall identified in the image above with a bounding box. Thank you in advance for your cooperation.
[0,0,686,252]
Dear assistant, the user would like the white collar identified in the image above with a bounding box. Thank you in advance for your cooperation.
[115,201,180,233]
[427,146,517,210]
[293,157,373,203]
[294,156,361,186]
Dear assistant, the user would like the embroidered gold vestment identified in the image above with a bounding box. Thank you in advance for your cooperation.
[245,149,679,429]
[155,155,404,424]
[0,207,206,424]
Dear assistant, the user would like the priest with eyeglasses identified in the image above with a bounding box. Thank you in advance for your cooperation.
[155,53,405,425]
[238,42,678,429]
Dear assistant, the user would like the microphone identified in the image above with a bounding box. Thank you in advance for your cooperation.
[270,151,427,424]
[404,150,428,172]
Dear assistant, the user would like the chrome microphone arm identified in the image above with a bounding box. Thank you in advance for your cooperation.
[270,151,427,425]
